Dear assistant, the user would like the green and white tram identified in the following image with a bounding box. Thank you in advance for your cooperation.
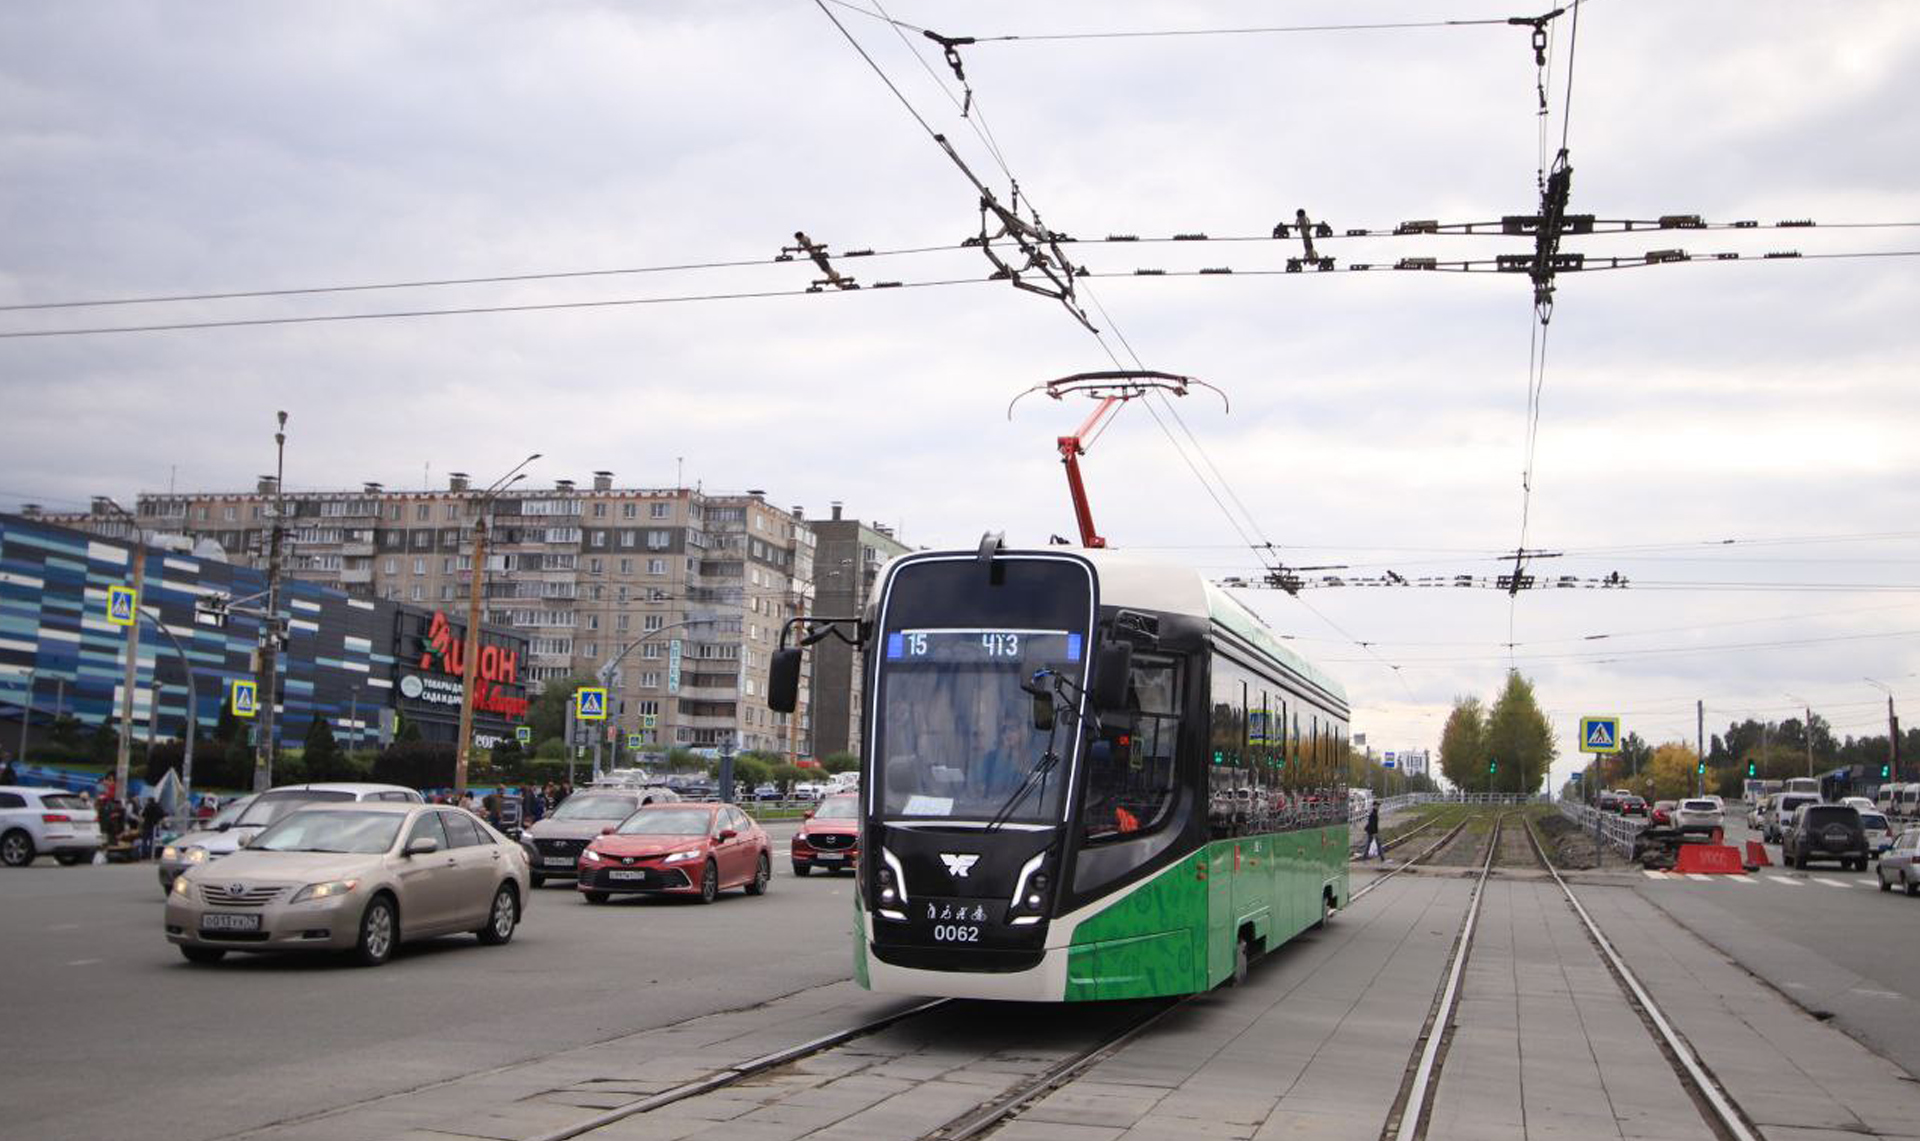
[771,540,1350,1002]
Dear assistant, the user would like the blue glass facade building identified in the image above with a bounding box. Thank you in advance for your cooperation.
[0,513,525,751]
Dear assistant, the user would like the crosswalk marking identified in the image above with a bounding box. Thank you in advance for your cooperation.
[1810,877,1850,888]
[1729,875,1757,884]
[1855,879,1880,888]
[1686,873,1715,882]
[1766,876,1803,886]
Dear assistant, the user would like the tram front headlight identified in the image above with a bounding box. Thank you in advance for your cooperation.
[1023,871,1049,911]
[877,864,898,904]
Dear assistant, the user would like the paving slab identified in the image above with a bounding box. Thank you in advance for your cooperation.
[1574,883,1920,1140]
[1422,878,1715,1141]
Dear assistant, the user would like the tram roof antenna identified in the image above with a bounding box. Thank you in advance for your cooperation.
[1010,370,1227,550]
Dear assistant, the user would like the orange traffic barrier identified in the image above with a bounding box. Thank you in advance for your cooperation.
[1675,843,1746,874]
[1744,839,1772,869]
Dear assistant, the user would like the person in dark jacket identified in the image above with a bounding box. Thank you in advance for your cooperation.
[1364,804,1381,860]
[139,797,167,860]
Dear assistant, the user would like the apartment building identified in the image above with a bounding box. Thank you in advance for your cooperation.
[807,504,911,758]
[106,473,823,759]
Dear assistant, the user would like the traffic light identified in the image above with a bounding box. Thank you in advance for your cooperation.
[1747,760,1756,778]
[1489,759,1497,774]
[1883,763,1893,779]
[1697,762,1706,776]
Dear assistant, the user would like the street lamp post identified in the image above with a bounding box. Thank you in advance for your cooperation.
[254,412,290,791]
[1865,678,1900,783]
[136,606,198,802]
[454,455,540,801]
[96,498,146,801]
[13,668,32,765]
[590,618,715,779]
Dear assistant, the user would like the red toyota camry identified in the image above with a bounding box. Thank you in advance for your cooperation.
[792,794,860,875]
[577,803,771,904]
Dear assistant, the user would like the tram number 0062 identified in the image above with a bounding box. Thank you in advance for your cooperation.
[931,924,981,943]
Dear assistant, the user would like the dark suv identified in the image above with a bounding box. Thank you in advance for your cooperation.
[1783,804,1870,871]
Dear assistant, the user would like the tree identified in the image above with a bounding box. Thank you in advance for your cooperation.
[1437,696,1487,791]
[527,675,598,748]
[820,752,859,775]
[1485,671,1554,794]
[302,716,346,782]
[372,742,457,790]
[1645,741,1699,801]
[1618,732,1653,782]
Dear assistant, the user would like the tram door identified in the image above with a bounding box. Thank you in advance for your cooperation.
[1206,668,1243,985]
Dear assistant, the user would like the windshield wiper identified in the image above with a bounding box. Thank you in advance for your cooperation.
[985,750,1060,832]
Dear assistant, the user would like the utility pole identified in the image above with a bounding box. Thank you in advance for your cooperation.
[1784,692,1814,779]
[98,498,146,801]
[137,607,197,802]
[1866,678,1900,783]
[15,668,32,763]
[254,412,289,792]
[454,455,539,802]
[1697,699,1705,797]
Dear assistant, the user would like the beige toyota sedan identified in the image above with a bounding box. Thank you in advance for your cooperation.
[165,802,530,967]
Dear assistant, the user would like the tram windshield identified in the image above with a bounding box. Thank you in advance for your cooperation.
[876,627,1086,823]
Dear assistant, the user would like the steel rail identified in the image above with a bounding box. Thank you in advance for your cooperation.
[1350,812,1473,903]
[1382,812,1505,1141]
[525,998,950,1141]
[1519,817,1762,1141]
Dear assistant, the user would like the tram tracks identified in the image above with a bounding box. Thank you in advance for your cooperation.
[514,811,1495,1141]
[1376,811,1762,1141]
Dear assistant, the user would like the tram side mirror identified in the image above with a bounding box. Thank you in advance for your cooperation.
[1090,642,1133,712]
[768,648,802,713]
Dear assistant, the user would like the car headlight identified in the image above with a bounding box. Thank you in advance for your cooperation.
[579,848,604,864]
[662,849,701,864]
[291,879,360,903]
[182,846,210,864]
[171,874,192,897]
[161,845,179,861]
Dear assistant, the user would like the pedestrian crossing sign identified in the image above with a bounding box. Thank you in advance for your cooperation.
[627,732,642,749]
[107,585,137,626]
[515,725,531,745]
[575,687,608,721]
[642,714,657,730]
[230,679,258,719]
[1579,716,1621,754]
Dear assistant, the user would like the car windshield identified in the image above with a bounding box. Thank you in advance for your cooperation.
[235,790,355,828]
[1860,813,1888,830]
[1780,795,1817,811]
[208,798,253,829]
[251,809,403,854]
[1681,800,1717,811]
[814,797,859,821]
[552,794,637,821]
[616,808,714,836]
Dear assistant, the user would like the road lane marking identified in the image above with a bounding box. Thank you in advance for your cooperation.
[1810,877,1850,888]
[1855,879,1879,888]
[66,958,102,966]
[1729,875,1757,884]
[1766,876,1803,885]
[1643,870,1667,880]
[1686,873,1714,882]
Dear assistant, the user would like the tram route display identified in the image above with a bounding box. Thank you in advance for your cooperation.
[770,539,1349,1002]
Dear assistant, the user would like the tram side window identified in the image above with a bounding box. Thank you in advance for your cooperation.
[1208,665,1245,836]
[1083,656,1182,844]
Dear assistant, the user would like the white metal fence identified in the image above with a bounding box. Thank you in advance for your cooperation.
[1351,790,1550,822]
[1556,798,1647,857]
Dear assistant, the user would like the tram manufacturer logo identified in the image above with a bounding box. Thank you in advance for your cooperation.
[939,853,980,878]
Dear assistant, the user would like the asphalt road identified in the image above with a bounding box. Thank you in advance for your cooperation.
[0,820,865,1141]
[1621,806,1920,1078]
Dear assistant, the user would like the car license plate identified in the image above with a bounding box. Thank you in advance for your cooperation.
[201,913,261,933]
[815,852,844,861]
[609,869,647,881]
[543,856,575,867]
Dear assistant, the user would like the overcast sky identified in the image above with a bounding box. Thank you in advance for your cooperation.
[4,1,1917,788]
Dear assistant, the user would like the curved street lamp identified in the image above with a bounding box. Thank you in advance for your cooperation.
[454,454,539,800]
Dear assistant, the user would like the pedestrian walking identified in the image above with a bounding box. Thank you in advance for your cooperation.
[139,796,166,860]
[0,751,17,785]
[1364,803,1382,861]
